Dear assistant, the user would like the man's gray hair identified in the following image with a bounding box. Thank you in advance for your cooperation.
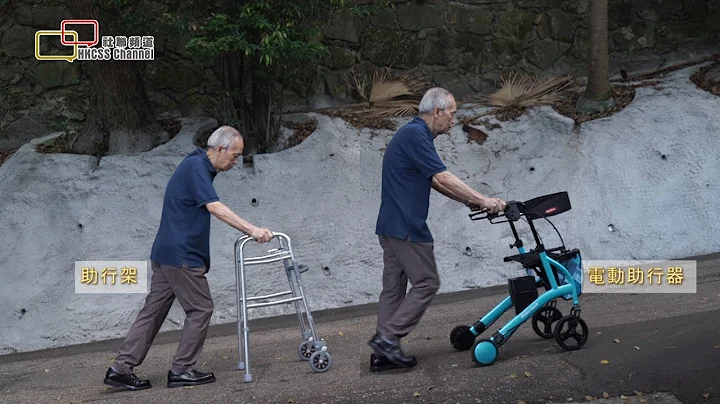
[207,125,242,149]
[418,87,454,114]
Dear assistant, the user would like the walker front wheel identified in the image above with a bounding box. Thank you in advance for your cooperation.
[553,315,589,351]
[450,325,476,351]
[298,340,315,361]
[471,339,498,366]
[309,351,332,373]
[532,306,563,339]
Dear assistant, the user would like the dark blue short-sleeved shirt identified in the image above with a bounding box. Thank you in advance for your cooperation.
[151,147,220,269]
[375,116,447,242]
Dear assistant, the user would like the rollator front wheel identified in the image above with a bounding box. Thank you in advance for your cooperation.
[450,325,476,351]
[471,339,498,366]
[531,306,563,339]
[553,315,589,351]
[298,340,315,361]
[309,351,332,373]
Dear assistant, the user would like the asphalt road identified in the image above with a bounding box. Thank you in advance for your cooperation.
[1,253,719,404]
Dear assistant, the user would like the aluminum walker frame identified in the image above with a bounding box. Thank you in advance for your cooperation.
[234,232,331,383]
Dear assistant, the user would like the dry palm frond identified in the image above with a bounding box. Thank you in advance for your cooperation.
[462,72,575,124]
[481,71,575,107]
[343,66,427,117]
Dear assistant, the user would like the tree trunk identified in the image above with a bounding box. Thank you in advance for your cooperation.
[65,0,168,156]
[577,0,616,114]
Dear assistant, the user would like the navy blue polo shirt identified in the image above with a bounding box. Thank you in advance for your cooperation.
[151,147,220,269]
[376,116,447,242]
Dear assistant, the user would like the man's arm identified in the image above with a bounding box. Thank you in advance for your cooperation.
[432,170,491,208]
[432,176,463,202]
[205,201,267,239]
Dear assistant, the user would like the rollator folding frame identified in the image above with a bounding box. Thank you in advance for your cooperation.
[233,232,331,383]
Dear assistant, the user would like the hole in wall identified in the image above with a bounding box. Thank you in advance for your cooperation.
[661,154,667,160]
[323,266,331,276]
[77,223,83,232]
[608,224,615,232]
[529,167,535,172]
[251,198,258,206]
[465,247,473,256]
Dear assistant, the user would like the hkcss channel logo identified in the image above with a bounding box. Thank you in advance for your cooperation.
[35,19,154,62]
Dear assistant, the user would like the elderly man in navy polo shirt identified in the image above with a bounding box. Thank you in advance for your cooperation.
[368,87,506,371]
[103,126,274,390]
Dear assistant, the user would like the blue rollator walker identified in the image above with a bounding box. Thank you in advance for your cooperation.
[449,191,589,366]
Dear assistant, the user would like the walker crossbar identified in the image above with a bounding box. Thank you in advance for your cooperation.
[234,232,332,383]
[450,191,589,366]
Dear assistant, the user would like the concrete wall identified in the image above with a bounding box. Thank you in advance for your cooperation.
[1,64,718,354]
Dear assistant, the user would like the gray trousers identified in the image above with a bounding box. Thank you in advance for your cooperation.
[112,261,214,374]
[376,235,440,341]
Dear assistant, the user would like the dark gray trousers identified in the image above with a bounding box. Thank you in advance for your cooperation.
[112,261,214,374]
[376,235,440,341]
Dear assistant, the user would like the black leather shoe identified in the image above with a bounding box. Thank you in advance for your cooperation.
[103,367,152,391]
[167,369,216,388]
[370,353,417,372]
[368,333,417,368]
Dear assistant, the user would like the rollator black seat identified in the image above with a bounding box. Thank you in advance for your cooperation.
[503,247,578,268]
[503,247,580,290]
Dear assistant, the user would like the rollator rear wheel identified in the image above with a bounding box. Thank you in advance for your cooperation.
[531,306,563,339]
[471,339,498,366]
[309,351,332,373]
[298,340,315,361]
[553,315,589,351]
[450,325,476,351]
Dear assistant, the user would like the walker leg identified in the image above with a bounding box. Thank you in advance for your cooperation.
[236,254,252,382]
[285,259,310,340]
[234,256,246,372]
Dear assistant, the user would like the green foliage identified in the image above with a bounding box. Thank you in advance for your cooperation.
[160,0,388,85]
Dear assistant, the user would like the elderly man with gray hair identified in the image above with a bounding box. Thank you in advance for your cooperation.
[369,87,506,372]
[103,125,273,390]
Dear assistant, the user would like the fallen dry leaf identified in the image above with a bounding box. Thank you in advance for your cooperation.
[603,392,610,398]
[585,395,594,401]
[566,398,573,402]
[613,339,620,343]
[338,331,344,336]
[714,345,720,349]
[634,346,640,350]
[524,371,532,377]
[288,400,294,404]
[600,360,609,364]
[518,401,527,404]
[510,373,519,378]
[624,400,632,404]
[634,391,643,396]
[222,356,228,359]
[620,395,628,399]
[428,386,435,391]
[413,392,421,397]
[640,399,647,403]
[596,332,602,335]
[703,393,710,399]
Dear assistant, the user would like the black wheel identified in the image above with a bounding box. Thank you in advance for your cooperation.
[298,340,315,361]
[532,306,563,339]
[450,325,476,351]
[553,315,589,351]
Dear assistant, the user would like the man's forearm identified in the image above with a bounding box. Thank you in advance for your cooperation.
[206,201,255,234]
[434,171,487,205]
[432,177,463,203]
